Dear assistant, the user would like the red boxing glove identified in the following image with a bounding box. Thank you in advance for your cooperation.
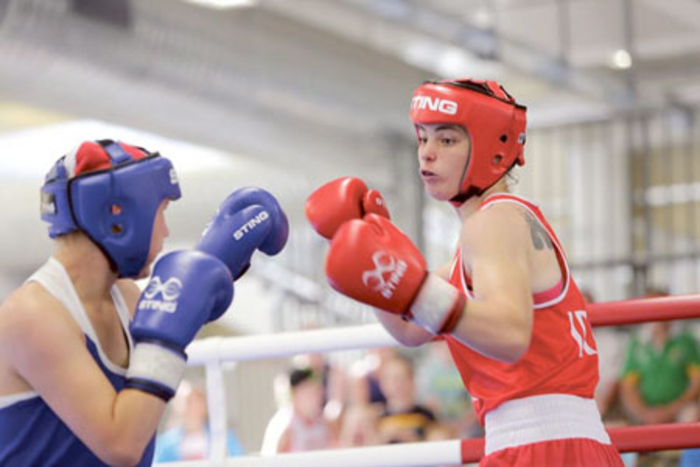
[325,214,465,335]
[305,177,390,239]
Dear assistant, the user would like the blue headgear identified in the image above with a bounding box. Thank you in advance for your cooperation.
[40,140,182,278]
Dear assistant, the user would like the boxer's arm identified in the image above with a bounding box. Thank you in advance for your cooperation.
[1,288,163,466]
[372,262,452,347]
[449,204,534,363]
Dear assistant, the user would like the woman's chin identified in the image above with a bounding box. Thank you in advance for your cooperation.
[424,186,451,202]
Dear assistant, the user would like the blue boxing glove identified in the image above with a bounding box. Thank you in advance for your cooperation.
[196,187,289,279]
[126,250,233,401]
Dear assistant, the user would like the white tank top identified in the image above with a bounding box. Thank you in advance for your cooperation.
[287,414,332,452]
[0,257,133,407]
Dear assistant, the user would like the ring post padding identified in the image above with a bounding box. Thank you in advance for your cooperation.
[205,362,228,463]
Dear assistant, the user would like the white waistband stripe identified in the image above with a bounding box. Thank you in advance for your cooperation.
[484,394,611,455]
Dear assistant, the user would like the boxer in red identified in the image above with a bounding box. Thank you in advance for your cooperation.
[306,79,624,466]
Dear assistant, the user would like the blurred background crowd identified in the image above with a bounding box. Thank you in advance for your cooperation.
[155,287,700,467]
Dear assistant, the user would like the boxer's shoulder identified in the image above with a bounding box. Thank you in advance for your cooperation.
[0,282,82,348]
[460,202,529,250]
[0,283,90,398]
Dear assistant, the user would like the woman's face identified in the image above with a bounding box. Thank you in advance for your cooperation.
[416,123,471,201]
[293,379,325,421]
[140,199,170,279]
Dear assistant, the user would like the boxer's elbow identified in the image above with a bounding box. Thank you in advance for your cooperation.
[375,310,433,347]
[95,449,140,467]
[94,433,149,467]
[393,328,433,347]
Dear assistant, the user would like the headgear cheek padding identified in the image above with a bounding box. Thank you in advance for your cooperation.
[410,79,527,203]
[41,140,182,278]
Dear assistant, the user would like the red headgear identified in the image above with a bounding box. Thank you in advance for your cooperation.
[410,79,527,204]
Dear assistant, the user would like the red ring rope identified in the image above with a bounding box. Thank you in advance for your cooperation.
[459,420,700,462]
[588,295,700,326]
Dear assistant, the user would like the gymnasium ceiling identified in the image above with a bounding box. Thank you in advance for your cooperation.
[1,0,700,288]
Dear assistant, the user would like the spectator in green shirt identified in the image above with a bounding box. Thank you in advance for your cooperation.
[620,312,700,425]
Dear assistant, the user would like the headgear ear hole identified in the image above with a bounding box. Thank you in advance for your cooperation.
[111,224,124,234]
[500,134,508,143]
[493,155,503,165]
[110,204,123,215]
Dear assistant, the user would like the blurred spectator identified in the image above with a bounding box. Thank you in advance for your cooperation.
[376,355,437,444]
[154,380,245,462]
[292,353,347,421]
[424,421,455,441]
[261,368,336,454]
[425,422,465,467]
[416,341,480,438]
[620,290,700,425]
[348,347,398,407]
[337,372,382,447]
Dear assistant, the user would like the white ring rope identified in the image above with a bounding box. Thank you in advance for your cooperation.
[157,439,463,467]
[186,324,398,366]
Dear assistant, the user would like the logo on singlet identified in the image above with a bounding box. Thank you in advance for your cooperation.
[568,310,597,358]
[362,251,407,299]
[138,276,183,313]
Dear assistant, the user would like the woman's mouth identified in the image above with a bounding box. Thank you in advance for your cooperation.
[421,169,438,181]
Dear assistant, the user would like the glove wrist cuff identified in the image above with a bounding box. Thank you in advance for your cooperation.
[409,273,465,335]
[127,342,187,401]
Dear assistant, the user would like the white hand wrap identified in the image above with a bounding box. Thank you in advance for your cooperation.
[409,273,465,335]
[127,342,187,398]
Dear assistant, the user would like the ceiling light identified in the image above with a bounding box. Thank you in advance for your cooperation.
[181,0,257,10]
[472,7,493,29]
[610,49,632,70]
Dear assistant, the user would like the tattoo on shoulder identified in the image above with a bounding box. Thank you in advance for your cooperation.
[522,211,553,251]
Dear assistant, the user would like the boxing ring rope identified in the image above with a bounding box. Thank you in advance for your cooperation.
[156,294,700,466]
[158,423,700,467]
[587,294,700,326]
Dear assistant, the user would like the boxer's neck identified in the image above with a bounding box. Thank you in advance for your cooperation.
[53,232,118,304]
[455,180,509,222]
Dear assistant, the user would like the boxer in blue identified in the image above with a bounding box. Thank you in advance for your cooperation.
[0,140,288,466]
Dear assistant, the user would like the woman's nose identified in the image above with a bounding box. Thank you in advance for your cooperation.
[419,139,436,161]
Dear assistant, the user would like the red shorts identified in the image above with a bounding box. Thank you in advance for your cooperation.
[481,438,624,467]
